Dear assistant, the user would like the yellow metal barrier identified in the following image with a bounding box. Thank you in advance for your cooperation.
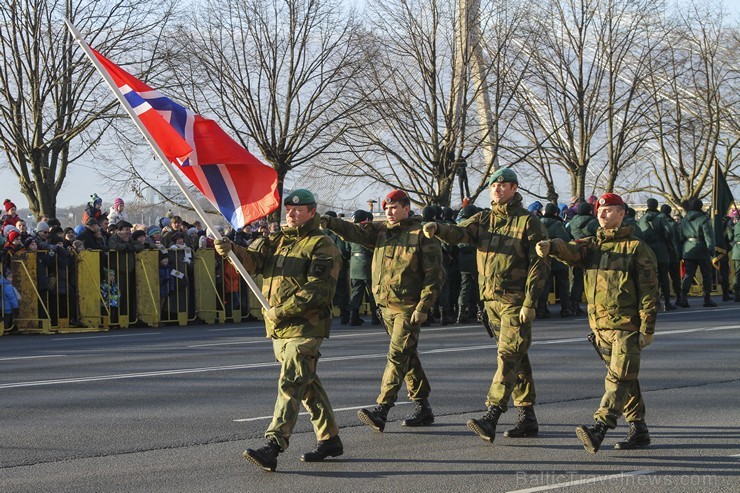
[136,250,161,327]
[194,249,224,324]
[10,252,51,334]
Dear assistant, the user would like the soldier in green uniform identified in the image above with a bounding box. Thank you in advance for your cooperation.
[322,190,444,431]
[566,202,599,315]
[538,203,572,318]
[324,211,351,324]
[456,205,479,323]
[214,189,343,472]
[677,198,716,308]
[660,204,683,305]
[623,207,644,240]
[347,210,379,326]
[536,193,659,453]
[638,198,676,310]
[423,168,550,443]
[731,212,740,301]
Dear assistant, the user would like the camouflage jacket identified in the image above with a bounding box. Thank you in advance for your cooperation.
[232,214,340,339]
[549,226,659,334]
[324,215,443,313]
[679,211,714,260]
[433,193,550,308]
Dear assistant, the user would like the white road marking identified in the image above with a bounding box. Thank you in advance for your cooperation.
[2,326,738,390]
[187,325,477,348]
[506,470,655,493]
[233,401,413,422]
[656,325,740,336]
[0,354,66,362]
[51,333,162,341]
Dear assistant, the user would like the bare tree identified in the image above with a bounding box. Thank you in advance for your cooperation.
[169,0,365,219]
[324,0,528,207]
[0,0,176,218]
[510,0,663,202]
[643,0,739,206]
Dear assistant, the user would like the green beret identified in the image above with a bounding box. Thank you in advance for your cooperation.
[283,189,316,206]
[488,168,518,186]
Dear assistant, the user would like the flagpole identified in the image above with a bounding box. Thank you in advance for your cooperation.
[64,18,270,311]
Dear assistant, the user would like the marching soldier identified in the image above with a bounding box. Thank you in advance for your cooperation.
[214,189,343,472]
[322,190,444,432]
[638,198,676,310]
[566,202,599,315]
[424,168,550,444]
[678,198,716,308]
[536,193,659,453]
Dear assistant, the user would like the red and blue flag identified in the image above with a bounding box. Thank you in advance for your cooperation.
[90,48,279,229]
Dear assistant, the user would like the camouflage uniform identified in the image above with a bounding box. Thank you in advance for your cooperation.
[323,214,444,407]
[547,225,659,429]
[731,220,740,299]
[231,214,340,451]
[433,192,549,411]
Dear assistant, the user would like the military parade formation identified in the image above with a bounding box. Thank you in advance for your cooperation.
[212,169,736,473]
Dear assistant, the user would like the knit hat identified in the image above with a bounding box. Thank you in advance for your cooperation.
[3,224,17,236]
[544,203,560,216]
[24,237,38,248]
[147,226,162,237]
[132,230,147,241]
[187,227,198,236]
[4,199,17,212]
[91,193,102,205]
[113,198,124,208]
[85,217,98,227]
[74,224,86,235]
[527,201,544,213]
[36,221,50,232]
[6,230,20,244]
[576,202,593,215]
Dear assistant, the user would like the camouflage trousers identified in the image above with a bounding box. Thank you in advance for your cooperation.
[484,298,535,412]
[265,337,339,451]
[592,329,645,428]
[376,306,431,406]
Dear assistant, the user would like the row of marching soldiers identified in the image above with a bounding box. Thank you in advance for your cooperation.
[328,196,739,328]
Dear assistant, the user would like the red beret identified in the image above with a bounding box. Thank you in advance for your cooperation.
[596,193,625,209]
[382,190,409,210]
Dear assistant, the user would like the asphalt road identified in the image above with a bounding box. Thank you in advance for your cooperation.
[1,297,739,492]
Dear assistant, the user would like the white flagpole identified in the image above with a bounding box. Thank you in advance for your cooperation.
[64,18,270,311]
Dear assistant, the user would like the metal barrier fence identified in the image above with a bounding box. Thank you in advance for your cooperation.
[0,250,735,335]
[2,248,266,335]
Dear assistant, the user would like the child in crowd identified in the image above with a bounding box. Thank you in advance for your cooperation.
[158,253,175,318]
[1,269,20,332]
[2,200,20,229]
[108,198,128,225]
[169,233,192,264]
[83,194,103,224]
[100,268,119,311]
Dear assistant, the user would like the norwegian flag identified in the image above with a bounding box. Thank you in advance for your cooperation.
[90,48,279,229]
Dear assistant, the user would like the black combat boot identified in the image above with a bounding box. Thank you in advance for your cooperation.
[571,301,585,316]
[440,308,454,326]
[357,404,390,432]
[467,406,503,443]
[703,295,717,307]
[503,406,539,438]
[243,438,281,472]
[560,307,573,318]
[401,399,434,427]
[722,291,734,302]
[340,309,350,325]
[348,309,363,326]
[677,292,690,308]
[665,300,677,311]
[575,421,609,454]
[614,420,651,450]
[301,435,344,462]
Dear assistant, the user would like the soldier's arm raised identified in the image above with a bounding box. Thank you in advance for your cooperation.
[275,239,341,320]
[548,238,590,267]
[323,215,377,250]
[635,242,659,335]
[434,213,482,245]
[417,234,445,315]
[523,216,550,309]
